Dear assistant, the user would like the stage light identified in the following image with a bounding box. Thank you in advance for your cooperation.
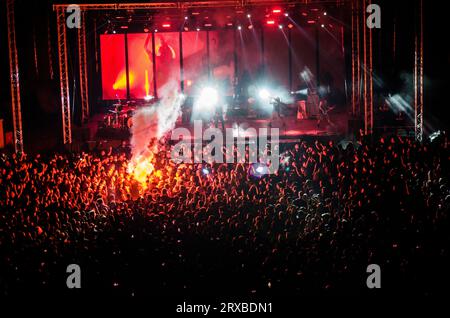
[278,24,283,29]
[144,95,154,102]
[429,130,442,142]
[112,30,116,34]
[185,16,188,20]
[307,20,316,24]
[259,89,271,100]
[144,27,149,33]
[288,23,293,29]
[266,20,275,25]
[196,27,200,31]
[247,13,251,18]
[323,12,327,16]
[198,87,219,109]
[154,29,158,32]
[204,23,212,27]
[184,27,189,31]
[248,24,253,30]
[272,8,282,14]
[237,25,242,30]
[227,22,233,27]
[162,23,171,28]
[251,163,269,177]
[321,24,325,28]
[284,13,289,17]
[300,70,312,84]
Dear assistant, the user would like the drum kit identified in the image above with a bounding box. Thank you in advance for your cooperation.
[103,101,136,129]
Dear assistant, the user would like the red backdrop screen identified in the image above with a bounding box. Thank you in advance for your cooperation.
[127,33,154,99]
[154,32,180,96]
[99,29,344,100]
[100,34,127,100]
[182,31,208,95]
[208,30,235,96]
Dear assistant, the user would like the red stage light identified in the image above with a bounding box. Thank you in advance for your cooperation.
[162,23,171,28]
[120,25,128,29]
[272,9,282,14]
[266,20,276,25]
[288,23,293,29]
[204,23,212,27]
[307,20,316,24]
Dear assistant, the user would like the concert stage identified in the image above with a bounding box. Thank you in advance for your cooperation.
[90,109,348,146]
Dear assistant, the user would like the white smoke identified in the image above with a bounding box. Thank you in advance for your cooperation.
[130,80,185,162]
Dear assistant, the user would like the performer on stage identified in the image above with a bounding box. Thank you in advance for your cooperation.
[317,99,336,129]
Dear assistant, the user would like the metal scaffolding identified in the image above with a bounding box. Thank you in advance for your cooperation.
[414,0,424,142]
[350,0,373,134]
[78,11,90,123]
[56,6,72,144]
[53,1,346,11]
[6,0,23,153]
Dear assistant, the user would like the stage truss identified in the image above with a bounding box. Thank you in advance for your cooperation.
[78,11,90,124]
[350,0,373,134]
[414,0,424,142]
[56,6,72,145]
[6,0,23,153]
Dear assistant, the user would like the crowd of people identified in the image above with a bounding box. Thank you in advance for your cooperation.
[0,132,448,299]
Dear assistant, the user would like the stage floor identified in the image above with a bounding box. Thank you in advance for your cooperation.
[90,111,348,143]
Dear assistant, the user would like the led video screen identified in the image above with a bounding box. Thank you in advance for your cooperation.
[208,30,235,96]
[154,32,181,96]
[127,33,154,99]
[182,31,208,95]
[99,28,342,100]
[100,34,127,100]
